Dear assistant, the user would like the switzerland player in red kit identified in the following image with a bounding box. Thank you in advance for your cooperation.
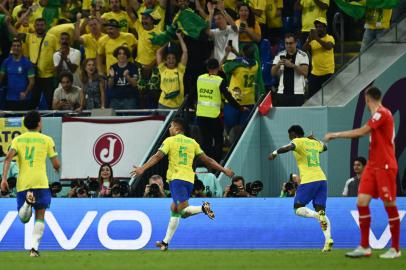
[325,87,400,259]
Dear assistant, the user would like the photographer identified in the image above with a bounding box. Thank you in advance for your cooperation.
[68,179,87,198]
[192,179,206,198]
[49,182,62,198]
[280,173,300,198]
[245,180,264,197]
[223,176,250,197]
[143,175,167,198]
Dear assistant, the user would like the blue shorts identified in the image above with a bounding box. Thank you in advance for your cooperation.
[169,180,194,205]
[294,180,327,208]
[224,104,254,129]
[17,188,51,211]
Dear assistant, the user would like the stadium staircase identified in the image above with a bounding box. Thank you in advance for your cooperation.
[304,14,406,107]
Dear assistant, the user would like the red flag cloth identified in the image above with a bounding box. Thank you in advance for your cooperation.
[258,91,273,116]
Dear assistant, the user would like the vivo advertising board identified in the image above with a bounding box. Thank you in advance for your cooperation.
[0,198,405,250]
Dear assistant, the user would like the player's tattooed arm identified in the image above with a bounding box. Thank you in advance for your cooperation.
[268,143,295,160]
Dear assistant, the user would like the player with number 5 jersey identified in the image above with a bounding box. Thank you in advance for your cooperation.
[1,111,60,257]
[131,118,235,251]
[268,125,333,252]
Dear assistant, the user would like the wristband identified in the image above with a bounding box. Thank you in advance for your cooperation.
[272,150,278,156]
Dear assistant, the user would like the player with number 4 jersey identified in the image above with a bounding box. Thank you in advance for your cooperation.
[131,118,234,251]
[1,111,60,257]
[268,125,333,252]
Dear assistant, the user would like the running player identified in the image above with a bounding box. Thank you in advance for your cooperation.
[131,118,234,251]
[1,110,60,257]
[269,125,333,252]
[325,87,400,259]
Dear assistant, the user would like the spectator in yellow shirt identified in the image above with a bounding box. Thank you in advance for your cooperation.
[266,0,283,44]
[302,17,334,99]
[74,14,106,60]
[299,0,329,45]
[129,0,167,32]
[361,8,392,51]
[101,0,133,32]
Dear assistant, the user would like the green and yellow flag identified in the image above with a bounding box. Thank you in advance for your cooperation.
[335,0,399,19]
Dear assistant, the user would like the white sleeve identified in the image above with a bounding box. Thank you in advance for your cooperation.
[342,178,352,196]
[53,52,60,67]
[70,49,81,66]
[299,51,309,65]
[273,54,280,65]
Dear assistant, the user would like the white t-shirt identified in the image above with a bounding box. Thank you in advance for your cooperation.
[210,25,239,62]
[273,49,309,95]
[53,47,82,87]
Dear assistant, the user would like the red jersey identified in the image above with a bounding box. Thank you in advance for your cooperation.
[366,106,397,169]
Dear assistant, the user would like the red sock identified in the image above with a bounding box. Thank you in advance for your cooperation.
[385,206,400,252]
[358,206,371,248]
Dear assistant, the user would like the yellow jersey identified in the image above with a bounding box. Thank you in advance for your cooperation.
[25,32,58,78]
[300,0,329,32]
[10,131,58,192]
[101,11,132,32]
[291,137,326,184]
[266,0,283,28]
[159,134,203,183]
[158,63,186,108]
[228,62,258,105]
[47,23,75,49]
[97,32,137,73]
[235,20,262,42]
[251,0,267,24]
[81,33,106,59]
[365,9,392,30]
[310,34,335,76]
[134,21,161,65]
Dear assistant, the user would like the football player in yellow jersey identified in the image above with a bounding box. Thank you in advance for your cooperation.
[131,118,234,251]
[268,125,333,252]
[1,111,60,257]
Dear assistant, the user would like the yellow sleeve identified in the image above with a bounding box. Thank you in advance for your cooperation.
[134,20,141,33]
[47,137,58,158]
[158,63,166,73]
[159,137,171,155]
[277,0,283,9]
[178,63,186,74]
[81,34,89,46]
[194,140,204,156]
[254,22,262,36]
[291,138,300,152]
[101,13,110,20]
[97,37,107,55]
[10,138,19,153]
[328,35,335,45]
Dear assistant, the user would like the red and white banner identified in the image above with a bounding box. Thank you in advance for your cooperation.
[61,116,165,178]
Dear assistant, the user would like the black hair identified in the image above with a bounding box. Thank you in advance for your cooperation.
[232,176,245,186]
[59,71,74,83]
[354,157,367,166]
[288,125,305,137]
[284,33,297,41]
[242,44,255,59]
[365,86,382,101]
[237,3,256,28]
[60,31,70,38]
[113,46,131,59]
[98,163,114,187]
[172,117,190,136]
[206,58,219,70]
[34,17,46,24]
[24,110,41,130]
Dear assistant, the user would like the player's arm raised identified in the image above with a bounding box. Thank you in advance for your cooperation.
[130,151,165,177]
[268,143,295,160]
[1,148,17,192]
[324,124,371,141]
[198,153,234,178]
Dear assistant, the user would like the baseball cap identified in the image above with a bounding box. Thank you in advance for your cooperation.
[141,8,160,25]
[314,17,327,26]
[103,19,120,28]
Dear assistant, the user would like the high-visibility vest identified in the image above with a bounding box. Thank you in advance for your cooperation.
[196,73,223,118]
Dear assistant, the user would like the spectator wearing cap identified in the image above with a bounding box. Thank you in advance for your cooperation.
[303,17,334,99]
[299,0,329,45]
[196,58,243,163]
[156,31,187,109]
[0,38,35,110]
[101,0,133,32]
[129,0,167,32]
[130,8,162,108]
[97,19,137,77]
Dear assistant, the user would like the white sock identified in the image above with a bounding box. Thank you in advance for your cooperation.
[18,201,32,223]
[322,215,332,240]
[295,207,319,218]
[163,216,180,244]
[32,219,45,251]
[181,206,202,218]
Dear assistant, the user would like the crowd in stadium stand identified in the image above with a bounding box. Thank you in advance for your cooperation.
[0,0,402,198]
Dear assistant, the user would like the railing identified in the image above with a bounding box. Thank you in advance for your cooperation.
[333,12,345,67]
[315,12,406,106]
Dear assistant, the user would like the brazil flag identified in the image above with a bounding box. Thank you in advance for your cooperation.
[335,0,399,19]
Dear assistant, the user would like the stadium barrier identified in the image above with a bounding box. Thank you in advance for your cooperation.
[0,198,405,250]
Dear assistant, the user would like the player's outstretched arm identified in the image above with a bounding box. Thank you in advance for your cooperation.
[199,154,235,178]
[268,143,295,160]
[324,124,371,141]
[1,149,16,192]
[130,151,165,177]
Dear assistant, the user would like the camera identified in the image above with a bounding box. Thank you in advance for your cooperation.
[227,183,240,197]
[111,184,121,197]
[246,180,263,197]
[146,183,161,198]
[88,180,99,198]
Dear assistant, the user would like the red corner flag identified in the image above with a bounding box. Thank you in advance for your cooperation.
[258,91,273,116]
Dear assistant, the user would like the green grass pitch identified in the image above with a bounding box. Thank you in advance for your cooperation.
[0,250,405,270]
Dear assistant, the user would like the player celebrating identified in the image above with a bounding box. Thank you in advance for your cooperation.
[268,125,333,252]
[131,118,234,251]
[325,87,400,259]
[1,111,60,257]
